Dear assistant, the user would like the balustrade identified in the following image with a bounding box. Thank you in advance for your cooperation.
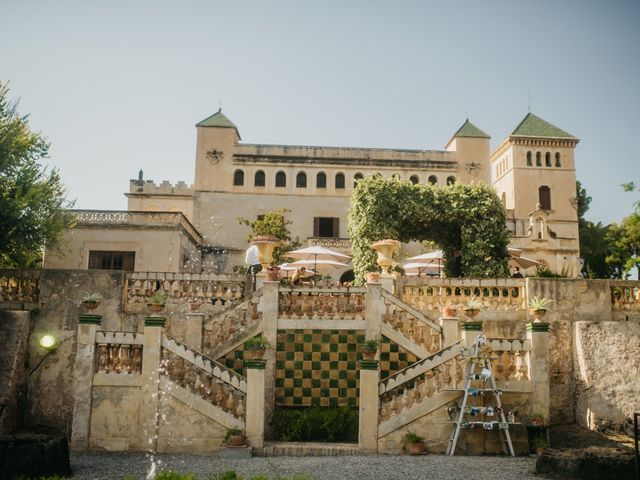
[124,272,245,311]
[401,278,526,313]
[203,293,262,351]
[0,269,40,304]
[161,347,245,420]
[610,281,640,311]
[278,287,366,321]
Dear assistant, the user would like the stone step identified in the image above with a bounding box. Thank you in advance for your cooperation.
[259,442,360,457]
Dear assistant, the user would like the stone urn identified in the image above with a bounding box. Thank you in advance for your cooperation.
[371,239,401,273]
[252,235,280,268]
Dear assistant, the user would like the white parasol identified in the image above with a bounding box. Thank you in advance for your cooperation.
[286,246,351,272]
[402,262,442,276]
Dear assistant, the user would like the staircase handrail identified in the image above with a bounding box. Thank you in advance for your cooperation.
[378,340,463,395]
[162,333,247,392]
[381,289,442,333]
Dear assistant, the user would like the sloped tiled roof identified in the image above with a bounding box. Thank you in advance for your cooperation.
[452,119,490,139]
[511,113,576,139]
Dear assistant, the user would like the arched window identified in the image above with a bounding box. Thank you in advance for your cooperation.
[391,173,401,180]
[536,151,542,167]
[254,170,265,187]
[428,175,437,185]
[526,151,532,166]
[539,186,551,210]
[555,152,561,167]
[410,175,419,184]
[233,169,244,186]
[447,176,456,185]
[353,172,364,187]
[545,152,551,167]
[275,171,286,188]
[296,172,307,188]
[335,172,345,189]
[316,172,327,188]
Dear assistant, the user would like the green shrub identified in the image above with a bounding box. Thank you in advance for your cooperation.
[269,407,358,442]
[154,471,197,480]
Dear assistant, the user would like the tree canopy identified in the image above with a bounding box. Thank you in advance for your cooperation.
[238,208,300,265]
[0,81,74,268]
[348,176,510,283]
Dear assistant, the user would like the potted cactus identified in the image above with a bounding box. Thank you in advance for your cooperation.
[149,290,168,314]
[528,296,552,322]
[360,339,379,360]
[463,296,483,320]
[244,335,271,360]
[402,431,425,455]
[81,292,103,311]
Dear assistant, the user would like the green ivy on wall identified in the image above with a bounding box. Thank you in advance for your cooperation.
[348,177,510,283]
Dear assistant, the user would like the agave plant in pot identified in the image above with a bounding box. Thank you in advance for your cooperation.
[148,290,168,314]
[528,296,552,322]
[81,292,103,311]
[360,339,379,360]
[244,335,271,360]
[224,427,247,447]
[463,296,483,320]
[402,431,426,455]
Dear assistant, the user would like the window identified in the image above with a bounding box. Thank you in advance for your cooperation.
[313,217,339,238]
[526,151,532,166]
[545,152,551,167]
[447,176,456,185]
[316,172,327,188]
[353,172,364,187]
[555,152,561,167]
[428,175,438,185]
[335,172,345,189]
[275,171,286,187]
[410,175,419,185]
[536,151,542,167]
[539,186,551,210]
[233,169,244,186]
[88,251,135,271]
[296,172,307,188]
[254,170,265,187]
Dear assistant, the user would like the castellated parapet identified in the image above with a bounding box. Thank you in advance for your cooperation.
[128,179,193,196]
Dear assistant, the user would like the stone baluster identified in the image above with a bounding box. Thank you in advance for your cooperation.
[70,312,102,450]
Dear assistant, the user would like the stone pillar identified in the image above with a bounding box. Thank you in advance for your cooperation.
[185,312,204,350]
[440,316,460,349]
[258,281,278,425]
[358,359,379,453]
[527,322,550,422]
[379,275,394,296]
[460,321,483,348]
[365,282,383,341]
[139,316,166,452]
[245,359,266,447]
[70,313,102,451]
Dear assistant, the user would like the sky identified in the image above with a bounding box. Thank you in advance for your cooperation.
[1,0,639,225]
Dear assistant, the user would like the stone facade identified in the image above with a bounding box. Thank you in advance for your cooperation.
[44,111,580,277]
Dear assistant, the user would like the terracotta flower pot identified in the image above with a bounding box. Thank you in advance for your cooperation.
[367,272,381,283]
[82,300,100,311]
[226,434,247,447]
[267,269,280,281]
[529,308,547,322]
[149,303,165,314]
[464,308,480,320]
[188,302,201,312]
[408,442,425,455]
[246,348,266,360]
[361,349,377,360]
[442,306,457,318]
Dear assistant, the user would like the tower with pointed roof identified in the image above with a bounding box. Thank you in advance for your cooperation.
[491,113,580,276]
[445,119,491,184]
[194,109,241,191]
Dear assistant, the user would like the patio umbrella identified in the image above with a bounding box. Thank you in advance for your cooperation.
[402,262,442,276]
[508,247,542,269]
[406,250,444,271]
[289,259,350,270]
[286,246,351,272]
[277,263,316,279]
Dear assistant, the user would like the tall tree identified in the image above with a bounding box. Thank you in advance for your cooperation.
[238,208,301,265]
[606,212,640,278]
[0,81,74,267]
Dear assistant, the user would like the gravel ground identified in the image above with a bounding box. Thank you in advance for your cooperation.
[71,452,543,480]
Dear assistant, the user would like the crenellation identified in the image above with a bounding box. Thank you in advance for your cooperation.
[128,178,194,195]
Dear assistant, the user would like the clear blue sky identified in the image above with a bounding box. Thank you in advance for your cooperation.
[2,0,639,224]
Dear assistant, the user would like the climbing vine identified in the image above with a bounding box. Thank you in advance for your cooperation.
[348,177,510,283]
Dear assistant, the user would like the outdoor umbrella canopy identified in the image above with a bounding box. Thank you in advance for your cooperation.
[277,263,316,278]
[286,246,351,272]
[507,247,542,269]
[406,250,444,262]
[289,259,350,270]
[402,262,442,276]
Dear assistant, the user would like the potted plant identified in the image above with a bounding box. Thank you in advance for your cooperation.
[244,335,271,360]
[188,298,202,312]
[463,296,483,320]
[528,296,552,322]
[81,292,103,311]
[266,265,281,281]
[367,271,381,283]
[149,290,168,314]
[371,239,401,273]
[531,435,549,456]
[390,264,405,279]
[224,427,247,447]
[442,304,457,319]
[360,339,379,360]
[402,431,425,455]
[529,412,546,426]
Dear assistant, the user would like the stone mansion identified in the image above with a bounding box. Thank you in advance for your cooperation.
[44,110,581,277]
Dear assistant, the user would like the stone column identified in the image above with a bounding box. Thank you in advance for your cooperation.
[258,281,278,425]
[358,359,379,453]
[527,322,550,422]
[440,316,460,349]
[245,359,266,447]
[139,316,166,452]
[185,312,204,350]
[460,320,483,348]
[70,313,102,451]
[365,282,383,341]
[379,275,394,296]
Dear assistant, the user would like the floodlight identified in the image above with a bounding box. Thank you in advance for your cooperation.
[39,334,56,350]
